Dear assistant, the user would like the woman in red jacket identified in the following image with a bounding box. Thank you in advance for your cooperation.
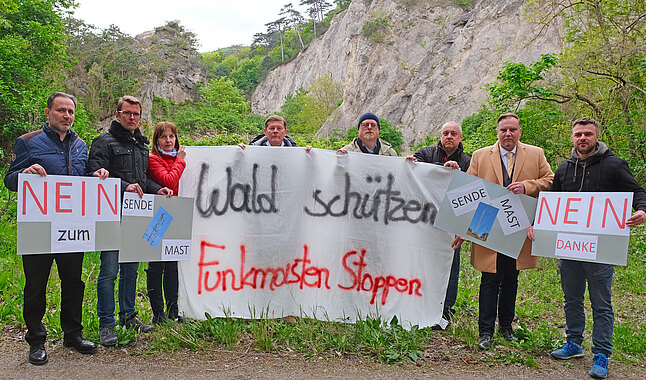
[146,121,186,323]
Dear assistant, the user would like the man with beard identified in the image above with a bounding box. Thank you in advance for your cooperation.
[339,112,397,156]
[529,117,646,379]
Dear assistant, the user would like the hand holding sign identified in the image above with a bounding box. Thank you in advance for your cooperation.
[507,182,525,194]
[125,182,143,197]
[627,209,646,227]
[23,164,47,177]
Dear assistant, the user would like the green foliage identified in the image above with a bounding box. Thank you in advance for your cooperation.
[65,19,143,120]
[229,55,265,95]
[168,78,261,135]
[181,133,248,147]
[361,11,391,44]
[279,88,308,128]
[299,74,343,133]
[334,0,351,9]
[488,53,558,111]
[278,74,343,135]
[0,0,72,159]
[493,0,646,180]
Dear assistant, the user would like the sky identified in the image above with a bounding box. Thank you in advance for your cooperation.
[73,0,306,52]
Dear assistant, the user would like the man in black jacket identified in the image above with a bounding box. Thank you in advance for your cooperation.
[88,95,172,346]
[412,121,470,328]
[530,117,646,379]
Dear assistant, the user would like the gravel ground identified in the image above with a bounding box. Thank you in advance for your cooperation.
[2,330,645,380]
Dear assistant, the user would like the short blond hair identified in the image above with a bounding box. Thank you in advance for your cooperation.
[117,95,142,112]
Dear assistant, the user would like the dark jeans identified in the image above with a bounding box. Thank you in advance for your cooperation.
[97,250,139,327]
[560,259,614,357]
[443,246,461,317]
[22,253,85,346]
[478,253,519,337]
[146,261,179,322]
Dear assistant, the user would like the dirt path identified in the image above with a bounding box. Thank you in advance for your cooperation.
[2,333,645,379]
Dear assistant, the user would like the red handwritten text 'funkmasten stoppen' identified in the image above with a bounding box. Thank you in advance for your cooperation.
[197,241,423,306]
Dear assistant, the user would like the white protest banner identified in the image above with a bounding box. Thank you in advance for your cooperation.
[434,170,537,259]
[120,194,194,263]
[531,192,633,265]
[17,174,121,254]
[177,146,454,328]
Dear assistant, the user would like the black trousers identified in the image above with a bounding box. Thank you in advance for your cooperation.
[22,253,85,346]
[146,261,179,322]
[478,252,519,337]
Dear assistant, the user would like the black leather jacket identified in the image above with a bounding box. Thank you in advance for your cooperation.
[414,141,471,172]
[87,120,162,194]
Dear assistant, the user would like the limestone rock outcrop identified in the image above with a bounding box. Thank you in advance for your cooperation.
[251,0,562,149]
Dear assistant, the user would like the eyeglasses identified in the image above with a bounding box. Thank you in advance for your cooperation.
[118,110,141,118]
[360,122,378,129]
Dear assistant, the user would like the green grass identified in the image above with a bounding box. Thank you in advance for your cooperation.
[2,182,646,368]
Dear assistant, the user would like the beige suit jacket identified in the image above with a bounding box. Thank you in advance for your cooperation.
[466,141,554,273]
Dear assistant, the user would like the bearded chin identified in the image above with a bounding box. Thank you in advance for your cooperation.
[577,145,594,156]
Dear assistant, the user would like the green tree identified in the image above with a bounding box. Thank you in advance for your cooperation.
[490,0,646,179]
[65,20,142,120]
[279,88,308,129]
[0,0,72,158]
[299,73,343,133]
[229,56,265,95]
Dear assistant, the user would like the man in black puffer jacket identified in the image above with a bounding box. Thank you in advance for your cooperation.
[88,96,172,347]
[412,121,470,329]
[530,117,646,379]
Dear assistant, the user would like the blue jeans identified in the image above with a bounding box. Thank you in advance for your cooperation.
[96,250,140,327]
[443,246,461,316]
[559,259,614,357]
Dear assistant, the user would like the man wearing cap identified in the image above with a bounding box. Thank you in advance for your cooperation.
[339,112,397,156]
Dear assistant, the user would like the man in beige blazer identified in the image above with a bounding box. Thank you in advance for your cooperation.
[466,112,553,350]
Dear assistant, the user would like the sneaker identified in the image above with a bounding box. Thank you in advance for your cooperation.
[551,339,584,360]
[99,325,118,347]
[121,312,154,333]
[589,353,609,379]
[478,334,492,351]
[500,327,516,342]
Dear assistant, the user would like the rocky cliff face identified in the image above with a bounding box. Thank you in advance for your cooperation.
[135,27,207,126]
[251,0,562,149]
